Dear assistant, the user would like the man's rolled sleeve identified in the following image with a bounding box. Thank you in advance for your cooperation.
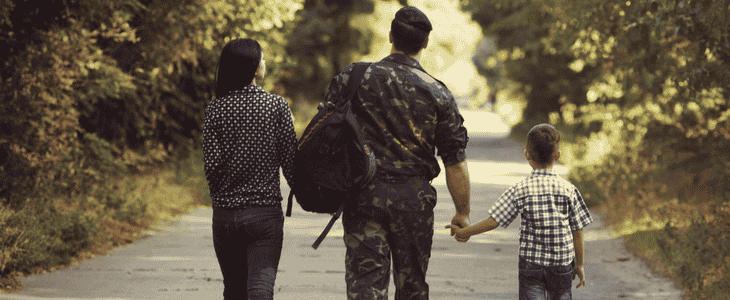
[435,100,468,167]
[440,148,466,168]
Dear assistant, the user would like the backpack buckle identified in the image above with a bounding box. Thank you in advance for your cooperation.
[319,144,330,154]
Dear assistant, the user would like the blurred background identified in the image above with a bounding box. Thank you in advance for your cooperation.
[0,0,728,297]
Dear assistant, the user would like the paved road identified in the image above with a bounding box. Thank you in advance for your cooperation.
[1,139,682,300]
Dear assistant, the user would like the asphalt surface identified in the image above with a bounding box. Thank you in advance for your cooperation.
[1,138,683,300]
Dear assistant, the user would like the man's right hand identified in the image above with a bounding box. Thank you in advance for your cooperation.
[450,213,470,240]
[451,213,470,229]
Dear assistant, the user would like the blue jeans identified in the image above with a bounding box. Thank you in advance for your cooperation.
[212,206,284,300]
[519,257,573,300]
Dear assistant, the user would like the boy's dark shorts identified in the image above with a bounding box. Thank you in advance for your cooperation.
[518,257,573,300]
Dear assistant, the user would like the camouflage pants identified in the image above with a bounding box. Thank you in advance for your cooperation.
[342,177,437,300]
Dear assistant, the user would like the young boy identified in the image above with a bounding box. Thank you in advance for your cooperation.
[446,124,593,300]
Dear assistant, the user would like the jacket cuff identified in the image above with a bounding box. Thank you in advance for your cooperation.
[441,148,466,168]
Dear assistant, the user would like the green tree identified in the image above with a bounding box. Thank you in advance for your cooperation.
[282,0,380,104]
[461,0,729,202]
[0,0,302,208]
[461,0,603,133]
[0,0,302,285]
[463,0,730,297]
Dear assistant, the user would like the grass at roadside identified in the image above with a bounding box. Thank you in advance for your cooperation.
[1,101,312,292]
[0,150,210,292]
[622,220,730,299]
[73,161,210,262]
[601,205,730,300]
[621,229,673,279]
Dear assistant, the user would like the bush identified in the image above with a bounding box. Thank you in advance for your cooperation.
[463,1,729,298]
[0,0,303,214]
[0,0,303,288]
[0,204,27,288]
[0,152,211,289]
[657,205,730,299]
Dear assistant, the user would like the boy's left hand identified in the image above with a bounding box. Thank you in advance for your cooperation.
[573,264,586,288]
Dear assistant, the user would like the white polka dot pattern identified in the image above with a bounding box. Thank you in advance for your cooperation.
[203,85,296,209]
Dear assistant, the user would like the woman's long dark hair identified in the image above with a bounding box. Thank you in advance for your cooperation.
[215,38,262,98]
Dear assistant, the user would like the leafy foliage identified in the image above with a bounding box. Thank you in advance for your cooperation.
[461,0,603,128]
[282,0,377,105]
[462,0,730,297]
[658,208,730,299]
[0,0,302,287]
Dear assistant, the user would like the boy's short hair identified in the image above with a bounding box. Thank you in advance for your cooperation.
[391,6,432,55]
[526,124,561,166]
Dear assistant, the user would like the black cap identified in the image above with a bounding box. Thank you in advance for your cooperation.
[394,6,432,33]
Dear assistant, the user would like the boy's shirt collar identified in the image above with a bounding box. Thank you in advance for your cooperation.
[530,168,557,176]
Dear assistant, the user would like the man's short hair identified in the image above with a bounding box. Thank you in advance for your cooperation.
[391,6,432,55]
[526,124,561,166]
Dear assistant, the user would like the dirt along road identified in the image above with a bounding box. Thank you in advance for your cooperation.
[2,138,682,300]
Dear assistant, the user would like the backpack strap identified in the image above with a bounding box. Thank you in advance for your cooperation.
[343,62,371,102]
[344,63,376,188]
[310,62,372,250]
[286,192,293,217]
[311,203,345,249]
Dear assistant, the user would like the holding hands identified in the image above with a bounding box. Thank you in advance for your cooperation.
[445,216,501,243]
[445,224,471,242]
[448,214,471,243]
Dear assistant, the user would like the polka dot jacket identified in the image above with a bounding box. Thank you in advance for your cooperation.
[203,85,296,210]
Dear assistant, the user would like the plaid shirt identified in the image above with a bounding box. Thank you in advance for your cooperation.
[488,169,593,266]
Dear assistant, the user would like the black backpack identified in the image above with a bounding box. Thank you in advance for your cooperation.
[285,62,376,249]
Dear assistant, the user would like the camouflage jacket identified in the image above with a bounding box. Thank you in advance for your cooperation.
[324,54,468,180]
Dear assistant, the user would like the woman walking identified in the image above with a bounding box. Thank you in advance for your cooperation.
[203,38,296,299]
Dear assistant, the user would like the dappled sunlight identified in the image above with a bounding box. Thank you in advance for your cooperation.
[431,160,570,186]
[1,0,726,295]
[459,110,511,139]
[129,171,206,223]
[359,0,490,100]
[352,0,527,133]
[611,215,678,238]
[583,133,612,164]
[606,200,717,238]
[586,74,624,103]
[497,101,521,125]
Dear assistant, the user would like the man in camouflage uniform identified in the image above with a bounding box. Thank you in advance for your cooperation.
[322,6,471,300]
